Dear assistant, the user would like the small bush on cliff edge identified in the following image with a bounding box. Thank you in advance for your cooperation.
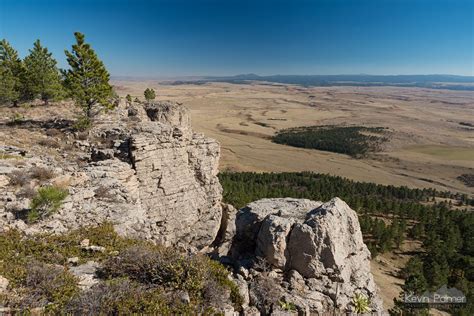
[144,88,156,102]
[352,293,371,314]
[28,185,68,222]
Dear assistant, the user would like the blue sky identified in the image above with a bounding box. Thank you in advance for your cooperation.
[0,0,473,77]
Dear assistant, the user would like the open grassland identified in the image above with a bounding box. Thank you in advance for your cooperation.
[114,81,474,195]
[402,145,474,161]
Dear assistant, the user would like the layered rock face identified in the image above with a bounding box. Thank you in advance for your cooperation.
[0,101,222,249]
[217,197,383,314]
[129,113,222,247]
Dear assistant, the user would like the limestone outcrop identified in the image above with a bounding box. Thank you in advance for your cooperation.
[0,101,384,314]
[217,197,383,314]
[0,101,223,249]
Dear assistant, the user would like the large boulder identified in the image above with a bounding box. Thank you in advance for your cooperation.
[224,197,383,314]
[231,198,322,258]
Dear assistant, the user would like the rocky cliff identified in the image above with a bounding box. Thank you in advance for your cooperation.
[1,101,223,249]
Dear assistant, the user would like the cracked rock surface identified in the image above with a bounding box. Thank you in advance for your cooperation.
[0,101,222,249]
[219,197,384,314]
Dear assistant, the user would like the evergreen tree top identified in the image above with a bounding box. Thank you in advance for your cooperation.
[23,38,63,103]
[63,32,112,116]
[0,39,21,64]
[27,40,56,63]
[33,39,42,50]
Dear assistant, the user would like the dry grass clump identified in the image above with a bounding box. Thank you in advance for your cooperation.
[45,129,63,138]
[75,131,89,140]
[7,167,54,188]
[0,152,22,160]
[249,275,283,314]
[248,260,283,314]
[15,186,36,199]
[38,138,60,148]
[29,166,55,181]
[8,261,78,313]
[7,169,31,186]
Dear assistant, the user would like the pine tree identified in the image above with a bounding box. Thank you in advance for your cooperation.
[0,39,23,106]
[23,40,63,104]
[63,32,112,118]
[144,88,155,102]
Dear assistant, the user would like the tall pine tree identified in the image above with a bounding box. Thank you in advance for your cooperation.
[23,40,63,104]
[63,32,112,118]
[0,40,23,106]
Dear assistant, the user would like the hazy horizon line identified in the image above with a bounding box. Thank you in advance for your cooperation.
[111,73,474,80]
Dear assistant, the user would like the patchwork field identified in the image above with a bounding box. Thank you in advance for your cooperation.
[114,80,474,195]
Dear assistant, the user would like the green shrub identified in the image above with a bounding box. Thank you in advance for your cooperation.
[29,186,68,222]
[0,224,142,287]
[144,88,156,102]
[100,245,207,294]
[7,169,31,186]
[73,115,91,131]
[352,293,371,314]
[278,300,297,311]
[206,259,244,310]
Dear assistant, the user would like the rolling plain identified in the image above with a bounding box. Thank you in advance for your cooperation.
[113,80,474,310]
[114,80,474,195]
